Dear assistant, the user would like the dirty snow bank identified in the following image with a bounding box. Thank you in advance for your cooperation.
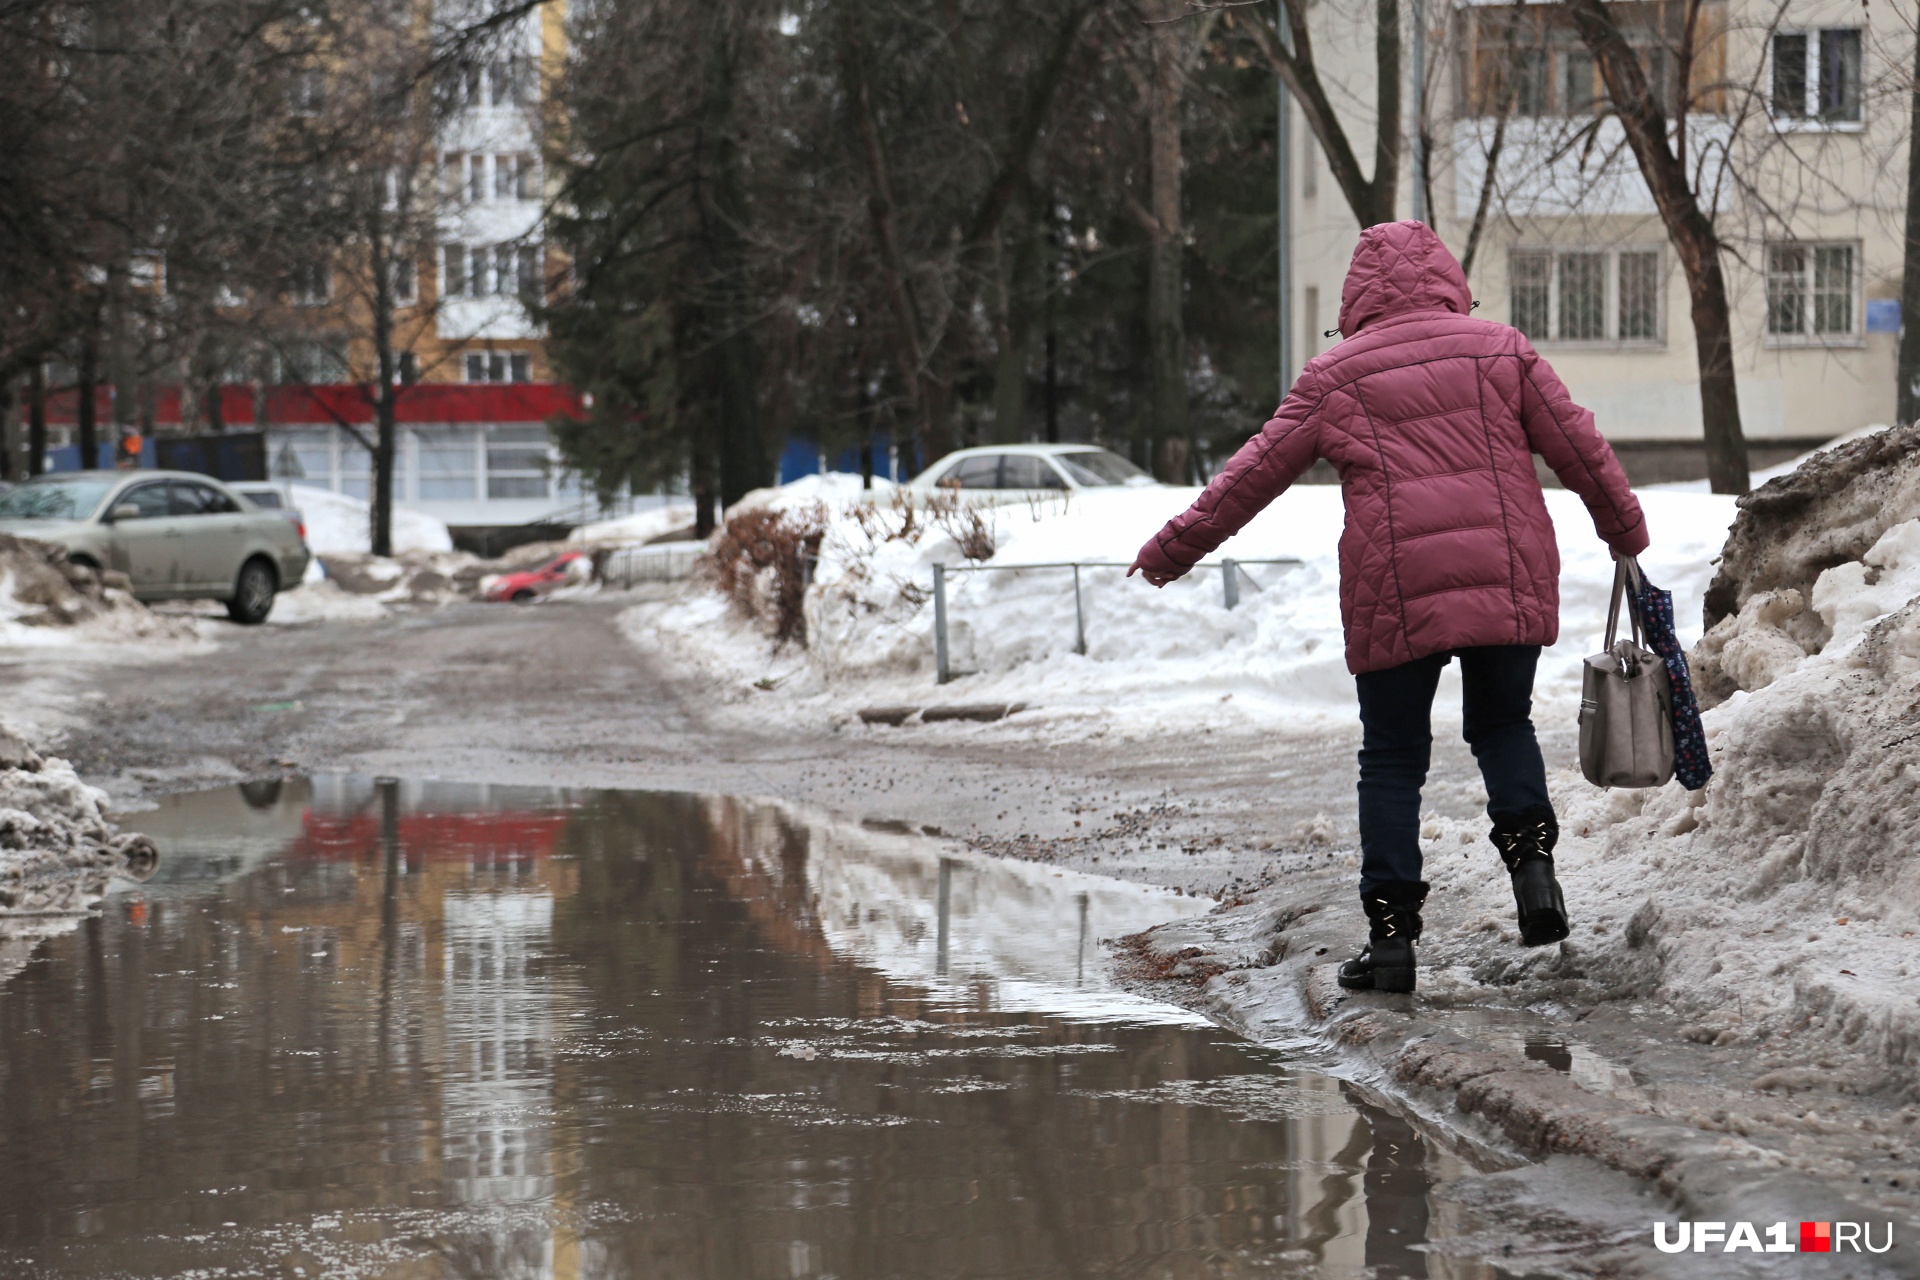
[632,475,1736,737]
[0,723,157,983]
[0,534,198,647]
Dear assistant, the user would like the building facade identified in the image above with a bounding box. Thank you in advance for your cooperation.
[1285,0,1905,478]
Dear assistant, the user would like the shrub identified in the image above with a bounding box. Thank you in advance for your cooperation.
[924,487,997,562]
[706,502,828,646]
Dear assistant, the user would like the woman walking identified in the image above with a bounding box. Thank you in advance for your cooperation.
[1129,221,1647,994]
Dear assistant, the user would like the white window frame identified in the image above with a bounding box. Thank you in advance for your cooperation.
[290,260,331,307]
[1507,246,1667,349]
[1768,27,1866,132]
[1764,240,1862,347]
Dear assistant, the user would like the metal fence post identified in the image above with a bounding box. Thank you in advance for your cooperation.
[1072,563,1087,656]
[1222,558,1240,610]
[933,562,950,684]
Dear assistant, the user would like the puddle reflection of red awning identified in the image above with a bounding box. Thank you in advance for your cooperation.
[289,810,568,864]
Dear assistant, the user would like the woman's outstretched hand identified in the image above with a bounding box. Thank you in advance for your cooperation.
[1128,557,1177,588]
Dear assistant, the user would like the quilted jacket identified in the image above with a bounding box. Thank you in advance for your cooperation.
[1134,220,1649,675]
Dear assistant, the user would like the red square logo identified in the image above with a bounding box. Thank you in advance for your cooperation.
[1801,1222,1832,1253]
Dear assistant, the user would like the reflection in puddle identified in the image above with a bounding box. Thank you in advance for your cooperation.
[0,778,1514,1278]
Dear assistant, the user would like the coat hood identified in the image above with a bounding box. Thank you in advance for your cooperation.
[1336,221,1473,336]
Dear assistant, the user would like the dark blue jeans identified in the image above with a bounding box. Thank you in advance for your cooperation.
[1353,645,1551,893]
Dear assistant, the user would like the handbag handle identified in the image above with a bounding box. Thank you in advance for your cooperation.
[1604,556,1646,649]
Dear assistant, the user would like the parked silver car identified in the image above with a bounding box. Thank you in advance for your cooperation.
[0,470,311,623]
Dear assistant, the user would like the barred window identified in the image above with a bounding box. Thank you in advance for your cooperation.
[1510,252,1551,340]
[1617,251,1660,340]
[1767,242,1856,339]
[1557,253,1607,340]
[1509,248,1663,345]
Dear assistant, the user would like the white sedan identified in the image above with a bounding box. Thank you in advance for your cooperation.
[904,444,1158,501]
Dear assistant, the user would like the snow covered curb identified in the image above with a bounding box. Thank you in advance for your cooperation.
[0,724,158,984]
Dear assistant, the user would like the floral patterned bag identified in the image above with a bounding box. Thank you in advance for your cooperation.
[1632,564,1713,791]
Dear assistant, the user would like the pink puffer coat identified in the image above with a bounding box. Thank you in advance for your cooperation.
[1135,220,1648,675]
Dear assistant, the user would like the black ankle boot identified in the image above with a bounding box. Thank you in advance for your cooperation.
[1337,880,1428,993]
[1491,805,1569,947]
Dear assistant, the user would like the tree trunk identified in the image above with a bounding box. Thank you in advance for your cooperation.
[0,380,13,481]
[1898,19,1920,425]
[703,13,766,509]
[372,391,396,559]
[715,325,762,508]
[992,213,1039,445]
[691,429,717,539]
[370,222,397,559]
[76,341,98,469]
[28,364,47,476]
[1144,0,1191,480]
[1370,0,1402,224]
[1044,326,1059,444]
[1569,0,1748,493]
[839,24,938,465]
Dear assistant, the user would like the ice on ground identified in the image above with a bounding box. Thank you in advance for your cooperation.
[633,475,1736,737]
[0,723,157,984]
[569,502,697,545]
[287,484,453,555]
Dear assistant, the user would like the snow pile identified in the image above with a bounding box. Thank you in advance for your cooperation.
[268,581,392,624]
[569,501,696,545]
[1692,422,1920,704]
[731,471,897,515]
[637,476,1736,733]
[0,534,197,647]
[318,548,487,604]
[287,484,454,556]
[0,724,157,983]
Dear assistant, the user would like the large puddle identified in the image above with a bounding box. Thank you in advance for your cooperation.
[0,778,1518,1278]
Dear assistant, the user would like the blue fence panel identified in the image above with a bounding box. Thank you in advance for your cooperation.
[775,432,917,486]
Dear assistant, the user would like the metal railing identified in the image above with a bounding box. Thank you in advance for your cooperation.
[931,557,1303,684]
[602,540,707,588]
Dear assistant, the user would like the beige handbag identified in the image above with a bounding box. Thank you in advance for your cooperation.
[1579,558,1675,789]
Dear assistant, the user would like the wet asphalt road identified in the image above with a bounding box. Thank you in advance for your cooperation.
[30,593,1577,899]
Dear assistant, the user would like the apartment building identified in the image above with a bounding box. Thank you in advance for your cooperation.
[1286,0,1904,478]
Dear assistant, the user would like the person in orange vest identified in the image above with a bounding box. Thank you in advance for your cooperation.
[117,430,143,469]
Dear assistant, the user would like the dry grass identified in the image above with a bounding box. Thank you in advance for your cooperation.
[706,502,828,646]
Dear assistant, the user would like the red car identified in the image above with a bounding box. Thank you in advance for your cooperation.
[484,552,590,604]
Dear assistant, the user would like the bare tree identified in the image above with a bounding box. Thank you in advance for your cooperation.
[1899,23,1920,426]
[1239,0,1403,229]
[1123,2,1219,479]
[1567,0,1749,493]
